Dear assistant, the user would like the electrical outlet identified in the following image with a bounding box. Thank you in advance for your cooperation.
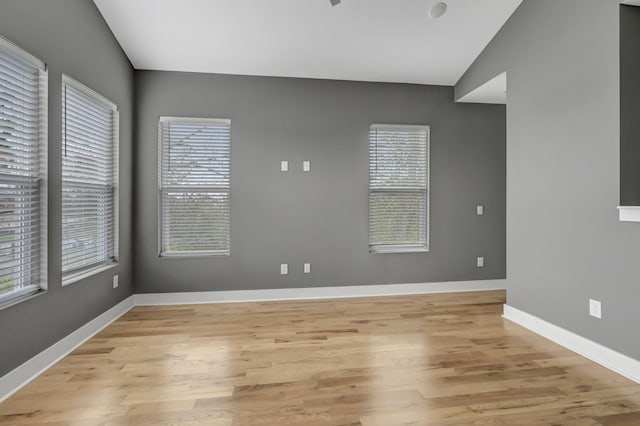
[477,205,484,215]
[304,263,311,274]
[112,275,119,289]
[589,299,602,319]
[303,161,311,172]
[476,257,484,268]
[280,264,288,275]
[280,161,288,172]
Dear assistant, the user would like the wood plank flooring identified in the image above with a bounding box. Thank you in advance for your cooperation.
[2,290,640,425]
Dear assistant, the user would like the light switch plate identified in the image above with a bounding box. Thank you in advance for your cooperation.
[304,263,311,273]
[112,275,119,289]
[589,299,602,319]
[477,257,485,268]
[477,205,484,215]
[303,161,310,172]
[281,161,288,172]
[280,264,288,275]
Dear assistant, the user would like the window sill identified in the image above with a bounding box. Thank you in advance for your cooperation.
[618,206,640,222]
[160,251,230,258]
[0,288,46,311]
[62,263,118,287]
[370,246,429,254]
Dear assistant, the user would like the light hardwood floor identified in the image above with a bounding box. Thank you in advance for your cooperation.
[1,291,640,425]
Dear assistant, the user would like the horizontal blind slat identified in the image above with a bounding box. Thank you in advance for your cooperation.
[369,125,428,250]
[61,78,117,274]
[159,118,231,255]
[0,40,44,300]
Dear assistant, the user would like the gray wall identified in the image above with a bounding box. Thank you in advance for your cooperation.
[456,0,640,359]
[620,5,640,206]
[0,0,134,376]
[134,71,506,293]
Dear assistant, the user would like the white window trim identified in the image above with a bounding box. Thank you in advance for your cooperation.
[61,263,118,287]
[0,35,45,70]
[368,124,430,254]
[0,35,48,310]
[61,75,119,286]
[158,116,231,257]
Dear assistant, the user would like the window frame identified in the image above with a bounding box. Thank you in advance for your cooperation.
[158,116,231,258]
[61,74,118,285]
[368,123,430,254]
[0,35,48,309]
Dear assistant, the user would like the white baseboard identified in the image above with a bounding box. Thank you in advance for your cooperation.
[134,279,506,306]
[503,305,640,384]
[0,295,135,403]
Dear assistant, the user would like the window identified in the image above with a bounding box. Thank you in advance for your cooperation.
[61,75,118,280]
[159,117,231,256]
[369,124,429,253]
[0,36,47,306]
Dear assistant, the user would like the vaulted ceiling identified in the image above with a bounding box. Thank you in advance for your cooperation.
[94,0,522,86]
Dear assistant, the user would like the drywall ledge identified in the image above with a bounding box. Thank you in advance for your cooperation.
[503,305,640,384]
[455,72,507,104]
[617,206,640,222]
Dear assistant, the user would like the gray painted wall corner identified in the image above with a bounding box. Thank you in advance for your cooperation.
[0,0,135,376]
[456,0,640,360]
[133,71,506,294]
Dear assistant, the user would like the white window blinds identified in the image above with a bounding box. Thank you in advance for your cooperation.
[61,75,118,277]
[0,36,47,305]
[369,124,429,253]
[159,117,231,256]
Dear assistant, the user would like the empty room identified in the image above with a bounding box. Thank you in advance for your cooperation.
[1,0,640,424]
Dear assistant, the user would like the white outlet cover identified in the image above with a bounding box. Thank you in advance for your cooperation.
[477,257,485,267]
[589,299,602,319]
[477,205,484,215]
[281,160,288,172]
[280,264,288,275]
[304,263,311,273]
[303,161,310,172]
[112,275,119,288]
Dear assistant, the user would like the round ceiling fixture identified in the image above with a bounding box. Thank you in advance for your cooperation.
[429,2,448,18]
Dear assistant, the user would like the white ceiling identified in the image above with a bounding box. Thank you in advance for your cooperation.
[94,0,522,86]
